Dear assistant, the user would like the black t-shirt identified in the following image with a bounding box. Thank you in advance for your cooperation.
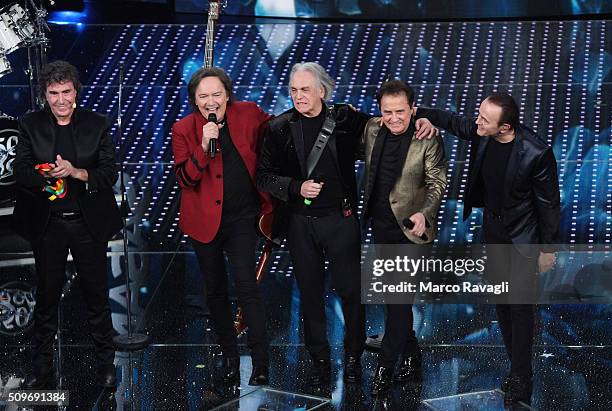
[219,122,260,225]
[296,105,344,217]
[481,138,515,214]
[50,124,79,212]
[370,130,407,235]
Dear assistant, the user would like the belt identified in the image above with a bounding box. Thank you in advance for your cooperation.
[51,211,82,220]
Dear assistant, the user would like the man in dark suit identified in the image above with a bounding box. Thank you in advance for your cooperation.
[172,67,274,386]
[13,60,122,389]
[257,62,370,388]
[362,80,447,396]
[415,92,560,404]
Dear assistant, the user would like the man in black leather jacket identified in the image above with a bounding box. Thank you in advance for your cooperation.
[257,62,369,388]
[13,60,121,390]
[415,92,560,405]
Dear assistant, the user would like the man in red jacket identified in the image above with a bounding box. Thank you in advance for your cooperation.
[172,67,273,387]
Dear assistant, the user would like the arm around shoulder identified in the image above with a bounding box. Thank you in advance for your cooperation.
[415,107,478,141]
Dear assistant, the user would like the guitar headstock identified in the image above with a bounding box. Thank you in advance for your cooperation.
[204,0,226,68]
[208,0,226,20]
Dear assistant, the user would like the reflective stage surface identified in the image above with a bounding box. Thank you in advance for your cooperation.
[2,344,609,410]
[1,248,610,410]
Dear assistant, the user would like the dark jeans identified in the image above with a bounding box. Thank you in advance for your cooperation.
[32,215,115,371]
[372,223,421,368]
[191,217,268,366]
[484,210,536,378]
[287,213,365,360]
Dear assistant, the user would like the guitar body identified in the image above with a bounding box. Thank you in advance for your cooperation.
[258,211,274,242]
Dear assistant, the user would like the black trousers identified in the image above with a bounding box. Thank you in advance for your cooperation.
[484,210,536,378]
[32,215,115,371]
[191,217,268,366]
[372,223,421,368]
[287,213,365,360]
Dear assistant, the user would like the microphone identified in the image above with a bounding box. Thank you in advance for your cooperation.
[304,175,323,206]
[208,113,217,158]
[403,218,428,241]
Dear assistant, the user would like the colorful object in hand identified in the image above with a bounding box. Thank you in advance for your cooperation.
[35,163,67,201]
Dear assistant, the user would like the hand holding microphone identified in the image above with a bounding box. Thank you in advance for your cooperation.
[402,212,428,241]
[201,113,221,157]
[302,175,324,205]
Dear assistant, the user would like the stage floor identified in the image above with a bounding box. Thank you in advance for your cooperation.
[1,249,611,410]
[2,343,609,410]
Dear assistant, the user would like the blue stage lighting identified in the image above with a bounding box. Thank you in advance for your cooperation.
[48,10,88,27]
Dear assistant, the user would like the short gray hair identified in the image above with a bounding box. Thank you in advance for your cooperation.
[289,62,335,100]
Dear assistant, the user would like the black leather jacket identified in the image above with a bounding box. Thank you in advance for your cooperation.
[12,107,121,243]
[417,107,560,250]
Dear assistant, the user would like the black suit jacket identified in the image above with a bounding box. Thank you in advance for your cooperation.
[256,104,369,240]
[417,108,560,251]
[12,107,122,244]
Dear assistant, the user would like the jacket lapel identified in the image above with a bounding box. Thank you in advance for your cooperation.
[288,112,307,178]
[70,108,80,166]
[364,125,388,207]
[472,136,490,183]
[41,107,58,162]
[502,132,525,205]
[225,105,248,171]
[394,121,416,181]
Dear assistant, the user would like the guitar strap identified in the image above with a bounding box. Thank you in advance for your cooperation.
[305,105,336,179]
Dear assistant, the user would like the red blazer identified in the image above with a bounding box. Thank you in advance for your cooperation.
[172,101,273,243]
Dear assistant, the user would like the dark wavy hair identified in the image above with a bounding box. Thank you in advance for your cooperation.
[376,79,415,106]
[38,60,82,99]
[187,67,234,110]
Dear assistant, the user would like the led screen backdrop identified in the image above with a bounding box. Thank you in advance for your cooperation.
[176,0,611,19]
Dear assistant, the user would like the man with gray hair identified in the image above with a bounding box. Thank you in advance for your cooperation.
[257,62,369,388]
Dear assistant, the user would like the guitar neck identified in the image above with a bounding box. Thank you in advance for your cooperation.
[204,20,215,68]
[204,1,220,68]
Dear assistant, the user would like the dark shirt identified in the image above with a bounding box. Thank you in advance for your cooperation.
[219,122,260,225]
[50,124,79,212]
[481,137,515,214]
[370,130,407,235]
[296,105,344,216]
